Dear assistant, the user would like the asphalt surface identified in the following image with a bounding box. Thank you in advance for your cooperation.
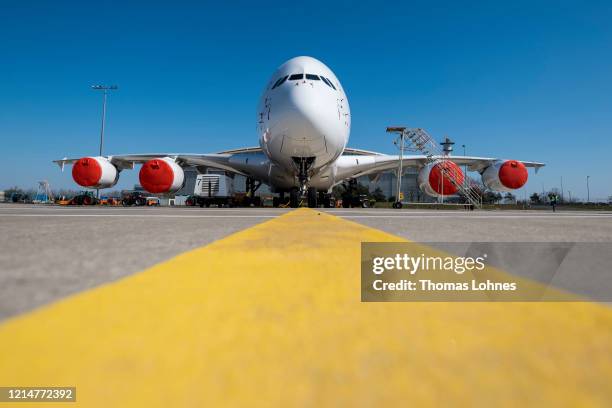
[1,204,611,319]
[325,208,612,302]
[325,208,612,241]
[0,204,288,319]
[3,207,611,406]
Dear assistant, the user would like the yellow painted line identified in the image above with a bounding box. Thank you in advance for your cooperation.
[0,208,611,407]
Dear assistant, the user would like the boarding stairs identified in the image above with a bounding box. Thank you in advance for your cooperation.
[403,128,482,209]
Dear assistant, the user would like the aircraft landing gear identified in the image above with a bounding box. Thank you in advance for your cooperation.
[291,157,315,208]
[287,187,327,208]
[273,191,286,208]
[290,188,299,208]
[318,191,333,208]
[307,187,317,208]
[246,177,262,206]
[323,194,333,208]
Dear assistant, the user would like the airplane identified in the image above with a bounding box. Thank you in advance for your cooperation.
[55,56,544,208]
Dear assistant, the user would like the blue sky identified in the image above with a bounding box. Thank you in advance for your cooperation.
[1,1,611,200]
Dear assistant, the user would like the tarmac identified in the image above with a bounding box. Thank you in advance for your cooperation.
[1,204,611,318]
[326,207,612,241]
[0,203,611,406]
[0,204,285,319]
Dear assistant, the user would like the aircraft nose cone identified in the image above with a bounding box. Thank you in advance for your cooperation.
[285,89,324,141]
[265,78,346,162]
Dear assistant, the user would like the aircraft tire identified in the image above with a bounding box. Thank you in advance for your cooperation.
[307,187,317,208]
[323,194,332,208]
[290,189,299,208]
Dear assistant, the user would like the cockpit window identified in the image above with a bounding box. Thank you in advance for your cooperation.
[322,76,337,90]
[305,74,320,80]
[289,73,304,80]
[272,75,288,89]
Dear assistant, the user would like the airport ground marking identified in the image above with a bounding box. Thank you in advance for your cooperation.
[0,208,611,406]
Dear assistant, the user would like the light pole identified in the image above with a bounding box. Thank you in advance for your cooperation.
[91,85,118,156]
[462,144,467,188]
[386,127,408,209]
[586,176,590,203]
[395,131,405,208]
[440,137,455,205]
[91,85,117,198]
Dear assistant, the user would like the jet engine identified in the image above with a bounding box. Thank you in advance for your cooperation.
[417,160,465,197]
[139,157,185,194]
[72,156,119,188]
[481,160,528,191]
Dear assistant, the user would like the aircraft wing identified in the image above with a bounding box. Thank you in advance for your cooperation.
[334,154,545,181]
[53,151,270,178]
[214,146,386,157]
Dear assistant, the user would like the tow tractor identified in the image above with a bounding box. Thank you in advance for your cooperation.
[121,191,147,206]
[68,191,99,205]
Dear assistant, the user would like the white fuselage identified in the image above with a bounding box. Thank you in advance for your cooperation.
[60,56,540,200]
[256,56,350,190]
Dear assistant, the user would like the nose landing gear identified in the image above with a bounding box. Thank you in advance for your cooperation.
[287,157,332,208]
[294,157,314,194]
[289,187,332,208]
[290,157,316,208]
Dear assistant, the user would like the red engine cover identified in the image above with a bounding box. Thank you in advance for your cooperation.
[139,158,184,194]
[72,157,102,187]
[482,160,529,191]
[428,161,464,195]
[499,160,528,189]
[139,159,174,193]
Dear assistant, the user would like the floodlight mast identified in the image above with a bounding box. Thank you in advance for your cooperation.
[387,127,407,208]
[91,85,118,156]
[91,85,118,199]
[586,175,590,203]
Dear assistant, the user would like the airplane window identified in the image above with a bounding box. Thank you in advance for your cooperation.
[305,74,320,80]
[323,77,337,90]
[271,77,283,89]
[272,75,288,89]
[321,76,336,90]
[289,73,304,80]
